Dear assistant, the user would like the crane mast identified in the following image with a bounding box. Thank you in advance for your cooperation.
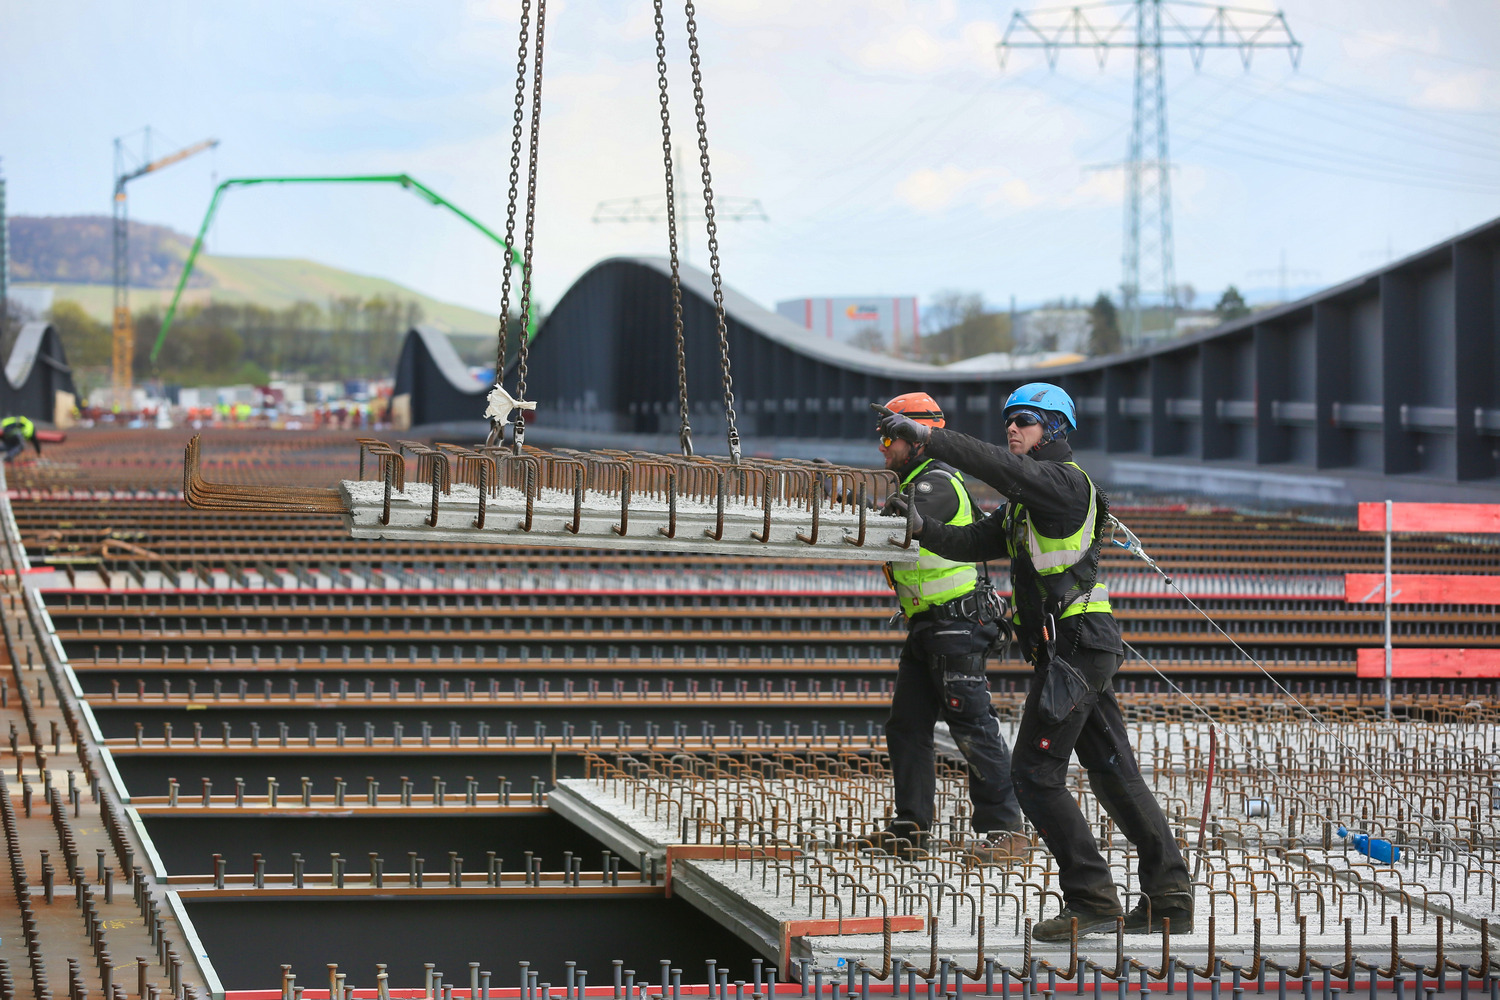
[111,131,218,399]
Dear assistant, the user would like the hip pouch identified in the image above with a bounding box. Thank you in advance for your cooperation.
[1034,612,1089,725]
[1037,655,1090,725]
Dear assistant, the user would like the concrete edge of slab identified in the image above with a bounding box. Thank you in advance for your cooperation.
[548,782,667,863]
[672,860,783,966]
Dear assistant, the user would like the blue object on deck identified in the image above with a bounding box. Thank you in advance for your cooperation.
[1336,825,1400,863]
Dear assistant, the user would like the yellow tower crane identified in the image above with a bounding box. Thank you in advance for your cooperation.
[112,131,219,399]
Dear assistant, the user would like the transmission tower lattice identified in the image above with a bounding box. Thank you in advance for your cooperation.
[999,0,1300,346]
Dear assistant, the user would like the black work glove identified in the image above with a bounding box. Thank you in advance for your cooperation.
[880,492,910,519]
[870,403,930,446]
[880,491,924,537]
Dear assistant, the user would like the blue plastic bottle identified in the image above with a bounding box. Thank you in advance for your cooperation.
[1336,825,1399,863]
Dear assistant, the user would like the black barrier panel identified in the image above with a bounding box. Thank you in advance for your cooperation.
[185,896,770,989]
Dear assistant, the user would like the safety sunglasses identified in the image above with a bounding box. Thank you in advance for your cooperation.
[1005,409,1043,428]
[878,434,895,448]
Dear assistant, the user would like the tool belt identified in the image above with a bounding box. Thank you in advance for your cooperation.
[911,577,1007,626]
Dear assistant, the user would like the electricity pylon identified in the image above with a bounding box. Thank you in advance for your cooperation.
[999,1,1300,347]
[593,146,766,264]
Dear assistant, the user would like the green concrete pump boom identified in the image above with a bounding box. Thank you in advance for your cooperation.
[151,173,529,364]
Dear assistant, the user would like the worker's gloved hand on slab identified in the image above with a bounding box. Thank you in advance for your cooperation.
[870,402,931,446]
[878,490,924,537]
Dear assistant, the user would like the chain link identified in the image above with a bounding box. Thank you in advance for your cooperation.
[511,0,547,453]
[682,0,741,464]
[654,0,693,457]
[487,0,533,448]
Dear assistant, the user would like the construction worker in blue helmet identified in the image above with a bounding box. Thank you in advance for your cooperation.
[0,416,40,463]
[856,392,1027,867]
[874,382,1191,942]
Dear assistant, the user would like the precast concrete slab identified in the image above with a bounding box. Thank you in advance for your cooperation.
[341,480,910,562]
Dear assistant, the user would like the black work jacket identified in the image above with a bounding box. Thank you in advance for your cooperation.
[915,429,1122,659]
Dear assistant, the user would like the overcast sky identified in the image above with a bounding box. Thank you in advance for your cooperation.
[4,0,1499,323]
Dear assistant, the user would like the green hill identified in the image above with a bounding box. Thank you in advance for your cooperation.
[10,215,497,335]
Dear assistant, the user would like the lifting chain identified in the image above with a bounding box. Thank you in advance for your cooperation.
[487,0,533,449]
[683,0,741,464]
[511,0,548,453]
[654,0,693,458]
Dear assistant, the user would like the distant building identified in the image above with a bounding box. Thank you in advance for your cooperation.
[776,296,920,354]
[1013,308,1091,354]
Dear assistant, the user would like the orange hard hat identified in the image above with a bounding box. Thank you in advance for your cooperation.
[882,391,945,428]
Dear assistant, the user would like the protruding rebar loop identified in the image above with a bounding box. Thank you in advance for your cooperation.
[703,471,727,540]
[888,484,917,548]
[657,471,678,539]
[844,483,868,546]
[796,485,820,545]
[426,455,450,528]
[749,476,773,543]
[473,462,488,529]
[612,467,633,536]
[381,459,395,527]
[517,464,536,532]
[565,466,584,534]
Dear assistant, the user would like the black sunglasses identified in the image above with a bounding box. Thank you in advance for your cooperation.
[1005,411,1042,428]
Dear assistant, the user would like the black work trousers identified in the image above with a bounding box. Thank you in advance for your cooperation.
[1011,647,1190,915]
[886,617,1023,834]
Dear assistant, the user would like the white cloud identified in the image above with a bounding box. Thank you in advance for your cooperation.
[896,165,990,211]
[1411,67,1497,110]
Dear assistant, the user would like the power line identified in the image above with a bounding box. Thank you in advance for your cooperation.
[998,0,1301,348]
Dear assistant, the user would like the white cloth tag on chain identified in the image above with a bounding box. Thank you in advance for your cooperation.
[484,384,537,426]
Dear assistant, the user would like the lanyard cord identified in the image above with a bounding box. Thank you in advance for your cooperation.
[1108,515,1471,861]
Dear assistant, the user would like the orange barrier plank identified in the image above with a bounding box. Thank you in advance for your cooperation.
[1356,648,1500,678]
[1357,502,1500,534]
[780,915,924,977]
[1344,573,1500,604]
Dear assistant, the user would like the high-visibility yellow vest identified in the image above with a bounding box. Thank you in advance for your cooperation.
[1007,461,1111,625]
[887,459,979,617]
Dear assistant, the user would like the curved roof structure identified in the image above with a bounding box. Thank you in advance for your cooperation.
[396,215,1500,503]
[2,322,77,426]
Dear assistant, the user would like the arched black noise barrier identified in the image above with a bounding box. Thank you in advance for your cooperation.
[395,215,1500,503]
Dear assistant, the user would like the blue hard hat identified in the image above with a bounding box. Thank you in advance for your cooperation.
[1004,382,1076,432]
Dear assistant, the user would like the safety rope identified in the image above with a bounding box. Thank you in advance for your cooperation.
[1109,514,1467,861]
[654,0,693,457]
[511,0,547,454]
[682,0,741,464]
[487,0,533,449]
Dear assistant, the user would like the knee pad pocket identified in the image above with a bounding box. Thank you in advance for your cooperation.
[941,672,992,719]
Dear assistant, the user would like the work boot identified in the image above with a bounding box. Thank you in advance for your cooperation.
[965,830,1031,868]
[1032,908,1123,942]
[853,823,926,860]
[1122,893,1194,935]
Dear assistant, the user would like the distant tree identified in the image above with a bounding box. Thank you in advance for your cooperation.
[1088,293,1121,356]
[849,326,888,354]
[920,290,1011,363]
[48,300,113,367]
[1178,283,1197,310]
[1215,285,1250,321]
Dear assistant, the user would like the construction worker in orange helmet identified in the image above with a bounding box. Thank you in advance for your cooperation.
[858,391,1028,867]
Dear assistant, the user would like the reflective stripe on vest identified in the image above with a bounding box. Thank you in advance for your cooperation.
[888,459,979,617]
[1009,462,1111,621]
